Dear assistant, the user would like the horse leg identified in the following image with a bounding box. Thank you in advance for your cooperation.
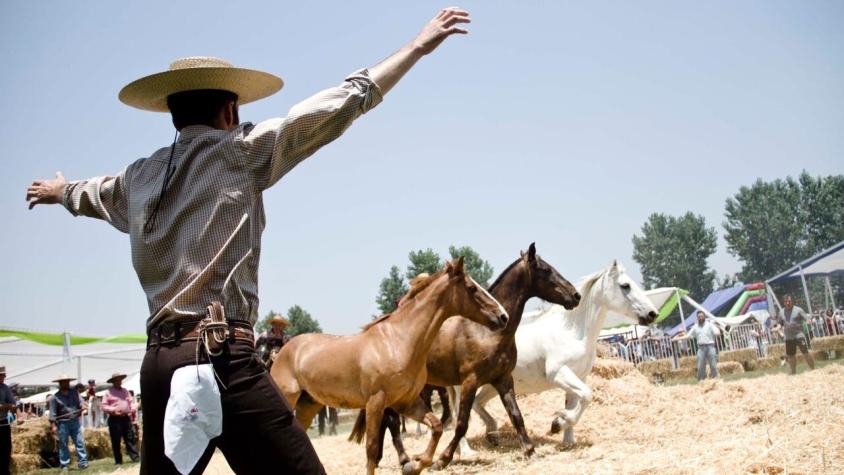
[492,375,535,457]
[397,397,443,475]
[381,408,410,467]
[450,386,477,458]
[472,384,500,442]
[294,393,324,430]
[434,378,478,469]
[436,386,452,427]
[329,407,338,435]
[364,393,387,475]
[549,366,592,447]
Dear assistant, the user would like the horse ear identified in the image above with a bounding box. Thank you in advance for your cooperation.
[610,259,619,275]
[528,242,537,262]
[453,256,465,275]
[445,260,454,275]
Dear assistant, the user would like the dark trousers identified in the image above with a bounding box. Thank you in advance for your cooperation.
[140,338,325,475]
[107,415,138,464]
[0,424,10,475]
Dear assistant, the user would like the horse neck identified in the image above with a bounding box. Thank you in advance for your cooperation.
[560,274,610,344]
[489,262,529,335]
[386,282,453,364]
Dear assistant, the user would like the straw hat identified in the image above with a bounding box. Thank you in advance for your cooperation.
[0,366,6,375]
[52,374,76,383]
[119,56,284,112]
[269,315,290,328]
[107,373,127,384]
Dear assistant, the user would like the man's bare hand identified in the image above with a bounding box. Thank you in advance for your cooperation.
[413,7,471,55]
[26,172,66,209]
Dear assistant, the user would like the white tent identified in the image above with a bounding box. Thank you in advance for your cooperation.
[0,332,145,388]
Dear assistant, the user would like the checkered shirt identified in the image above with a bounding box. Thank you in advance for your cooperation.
[63,69,383,331]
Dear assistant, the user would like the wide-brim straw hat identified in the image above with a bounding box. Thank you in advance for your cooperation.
[52,374,76,383]
[119,56,284,112]
[107,372,127,384]
[269,316,290,328]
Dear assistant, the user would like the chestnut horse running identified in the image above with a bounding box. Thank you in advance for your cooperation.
[361,243,581,469]
[270,258,508,475]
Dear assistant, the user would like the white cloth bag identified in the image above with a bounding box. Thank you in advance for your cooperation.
[164,364,223,474]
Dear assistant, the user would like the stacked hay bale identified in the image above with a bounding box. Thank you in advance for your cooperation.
[10,416,117,473]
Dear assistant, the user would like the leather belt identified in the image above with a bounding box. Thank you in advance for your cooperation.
[147,319,254,348]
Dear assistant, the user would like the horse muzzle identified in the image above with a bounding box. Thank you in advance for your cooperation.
[638,310,657,325]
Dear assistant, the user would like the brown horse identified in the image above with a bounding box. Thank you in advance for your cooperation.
[270,257,508,475]
[367,243,580,469]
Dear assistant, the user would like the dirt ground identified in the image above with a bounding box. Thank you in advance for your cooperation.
[105,362,844,475]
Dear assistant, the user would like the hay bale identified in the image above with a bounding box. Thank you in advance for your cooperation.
[591,358,636,379]
[718,348,758,364]
[637,359,673,377]
[663,367,697,382]
[810,335,844,352]
[678,355,697,369]
[767,343,786,359]
[595,342,612,358]
[82,428,113,460]
[12,417,54,455]
[10,454,40,474]
[717,361,744,375]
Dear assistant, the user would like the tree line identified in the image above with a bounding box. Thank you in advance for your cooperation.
[632,171,844,303]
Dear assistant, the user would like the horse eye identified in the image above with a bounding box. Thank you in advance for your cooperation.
[620,283,631,290]
[468,286,478,294]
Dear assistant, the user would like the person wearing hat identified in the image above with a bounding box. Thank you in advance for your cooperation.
[0,366,17,475]
[256,315,291,367]
[26,7,471,474]
[49,375,88,471]
[102,373,139,465]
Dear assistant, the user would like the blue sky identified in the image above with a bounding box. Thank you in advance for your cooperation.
[1,1,842,336]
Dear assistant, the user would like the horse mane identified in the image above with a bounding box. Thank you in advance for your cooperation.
[361,271,441,331]
[488,257,522,293]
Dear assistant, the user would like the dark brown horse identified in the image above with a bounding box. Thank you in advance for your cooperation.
[271,258,508,475]
[355,243,581,469]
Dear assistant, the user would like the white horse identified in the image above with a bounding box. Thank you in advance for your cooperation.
[472,260,658,446]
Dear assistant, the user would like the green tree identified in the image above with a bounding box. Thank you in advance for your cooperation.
[286,305,322,337]
[723,172,844,281]
[376,265,408,315]
[406,248,442,280]
[448,245,494,288]
[632,212,718,301]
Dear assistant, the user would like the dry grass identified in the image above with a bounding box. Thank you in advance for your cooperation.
[98,361,844,475]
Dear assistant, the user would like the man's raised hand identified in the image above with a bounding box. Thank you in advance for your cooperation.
[413,7,471,55]
[26,171,67,209]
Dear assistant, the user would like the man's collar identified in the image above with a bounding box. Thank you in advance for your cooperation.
[177,125,215,143]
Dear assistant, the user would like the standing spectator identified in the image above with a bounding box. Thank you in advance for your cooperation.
[101,373,139,465]
[85,379,100,428]
[0,366,17,475]
[824,308,837,336]
[49,375,88,471]
[781,295,815,375]
[674,311,722,381]
[750,325,767,357]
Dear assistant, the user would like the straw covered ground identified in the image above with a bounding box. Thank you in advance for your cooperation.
[103,360,844,475]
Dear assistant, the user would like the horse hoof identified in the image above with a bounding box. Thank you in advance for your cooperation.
[402,461,421,475]
[524,445,536,458]
[485,433,499,446]
[398,455,411,467]
[431,460,446,471]
[550,418,564,434]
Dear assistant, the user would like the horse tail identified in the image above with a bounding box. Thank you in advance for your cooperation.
[348,409,366,443]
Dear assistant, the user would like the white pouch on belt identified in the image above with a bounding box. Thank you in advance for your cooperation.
[164,364,223,474]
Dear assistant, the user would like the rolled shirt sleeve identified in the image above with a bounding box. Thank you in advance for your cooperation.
[241,68,383,191]
[62,166,131,233]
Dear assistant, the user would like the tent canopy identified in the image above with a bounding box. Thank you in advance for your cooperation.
[0,328,146,387]
[767,240,844,284]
